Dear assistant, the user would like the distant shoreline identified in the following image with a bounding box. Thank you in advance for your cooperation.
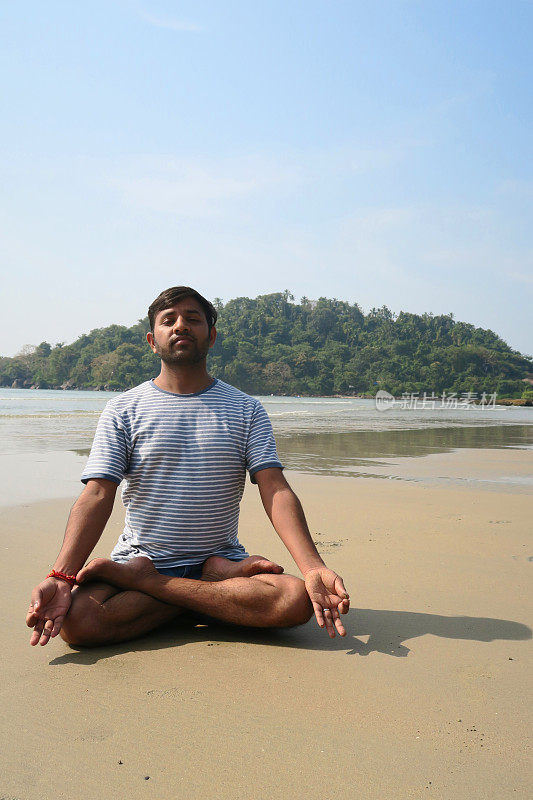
[3,383,533,406]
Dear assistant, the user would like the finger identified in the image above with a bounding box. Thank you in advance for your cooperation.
[328,596,347,614]
[39,619,54,646]
[339,597,350,614]
[332,594,349,612]
[26,604,40,627]
[50,616,65,638]
[312,602,325,628]
[332,611,347,636]
[329,606,346,636]
[322,608,336,639]
[30,619,45,646]
[334,576,349,600]
[31,586,43,612]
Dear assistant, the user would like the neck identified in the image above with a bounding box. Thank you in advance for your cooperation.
[153,362,214,395]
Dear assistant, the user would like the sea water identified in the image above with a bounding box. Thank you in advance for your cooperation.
[0,387,532,504]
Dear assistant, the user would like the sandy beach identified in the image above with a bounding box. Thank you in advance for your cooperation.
[2,449,532,800]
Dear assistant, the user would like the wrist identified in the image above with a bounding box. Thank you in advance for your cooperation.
[301,561,326,576]
[47,569,78,587]
[53,559,82,575]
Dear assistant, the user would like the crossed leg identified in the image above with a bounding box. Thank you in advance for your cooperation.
[60,555,313,647]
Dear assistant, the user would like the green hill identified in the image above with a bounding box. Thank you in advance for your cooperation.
[1,292,531,398]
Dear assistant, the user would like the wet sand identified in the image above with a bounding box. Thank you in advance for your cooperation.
[2,452,532,799]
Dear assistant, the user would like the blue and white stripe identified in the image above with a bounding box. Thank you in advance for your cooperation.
[81,379,283,568]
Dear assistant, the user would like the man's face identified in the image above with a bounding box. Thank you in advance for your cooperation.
[147,299,216,366]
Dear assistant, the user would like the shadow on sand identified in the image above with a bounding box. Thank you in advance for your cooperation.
[49,607,531,666]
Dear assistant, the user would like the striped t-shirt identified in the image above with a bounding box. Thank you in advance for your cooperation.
[81,378,283,568]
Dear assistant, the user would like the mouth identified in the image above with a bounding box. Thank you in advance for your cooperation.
[171,336,194,346]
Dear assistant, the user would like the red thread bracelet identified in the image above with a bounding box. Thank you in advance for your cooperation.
[47,570,78,586]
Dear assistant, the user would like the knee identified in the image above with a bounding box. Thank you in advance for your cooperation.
[275,577,313,628]
[60,594,111,647]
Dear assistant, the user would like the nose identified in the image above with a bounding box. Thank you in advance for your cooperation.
[173,315,189,333]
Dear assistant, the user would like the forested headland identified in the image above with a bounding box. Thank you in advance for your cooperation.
[1,292,532,399]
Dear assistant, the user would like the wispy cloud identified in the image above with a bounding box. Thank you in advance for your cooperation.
[106,142,415,218]
[497,179,533,200]
[509,269,533,286]
[109,154,298,216]
[140,12,201,33]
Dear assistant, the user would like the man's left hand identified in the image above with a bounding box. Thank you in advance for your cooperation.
[304,567,350,638]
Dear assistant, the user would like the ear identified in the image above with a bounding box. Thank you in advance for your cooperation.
[208,326,217,349]
[146,331,157,353]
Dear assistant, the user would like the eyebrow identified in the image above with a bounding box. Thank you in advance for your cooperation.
[160,307,202,317]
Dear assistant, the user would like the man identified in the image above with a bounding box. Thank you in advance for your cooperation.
[26,286,350,647]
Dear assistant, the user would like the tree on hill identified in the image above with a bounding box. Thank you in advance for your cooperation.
[0,293,531,397]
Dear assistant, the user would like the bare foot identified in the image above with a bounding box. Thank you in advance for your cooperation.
[201,555,284,582]
[76,556,157,590]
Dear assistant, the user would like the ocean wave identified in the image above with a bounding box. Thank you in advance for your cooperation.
[0,411,100,419]
[268,410,310,417]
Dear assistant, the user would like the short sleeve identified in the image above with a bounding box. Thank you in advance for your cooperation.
[81,402,130,485]
[246,401,283,483]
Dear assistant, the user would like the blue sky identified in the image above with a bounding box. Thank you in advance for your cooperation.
[1,0,531,356]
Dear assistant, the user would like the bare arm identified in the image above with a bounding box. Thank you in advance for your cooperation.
[255,468,349,637]
[26,478,118,645]
[255,467,325,574]
[52,478,118,574]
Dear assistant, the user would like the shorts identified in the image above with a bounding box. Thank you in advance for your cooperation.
[157,556,247,580]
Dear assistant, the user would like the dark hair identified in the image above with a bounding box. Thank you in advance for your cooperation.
[148,287,218,332]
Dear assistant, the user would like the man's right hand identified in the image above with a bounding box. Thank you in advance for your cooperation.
[26,578,72,646]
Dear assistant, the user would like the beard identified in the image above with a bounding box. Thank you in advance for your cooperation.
[152,333,210,366]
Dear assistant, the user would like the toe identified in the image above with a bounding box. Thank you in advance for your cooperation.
[265,561,284,574]
[260,557,283,572]
[77,557,108,583]
[248,558,284,576]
